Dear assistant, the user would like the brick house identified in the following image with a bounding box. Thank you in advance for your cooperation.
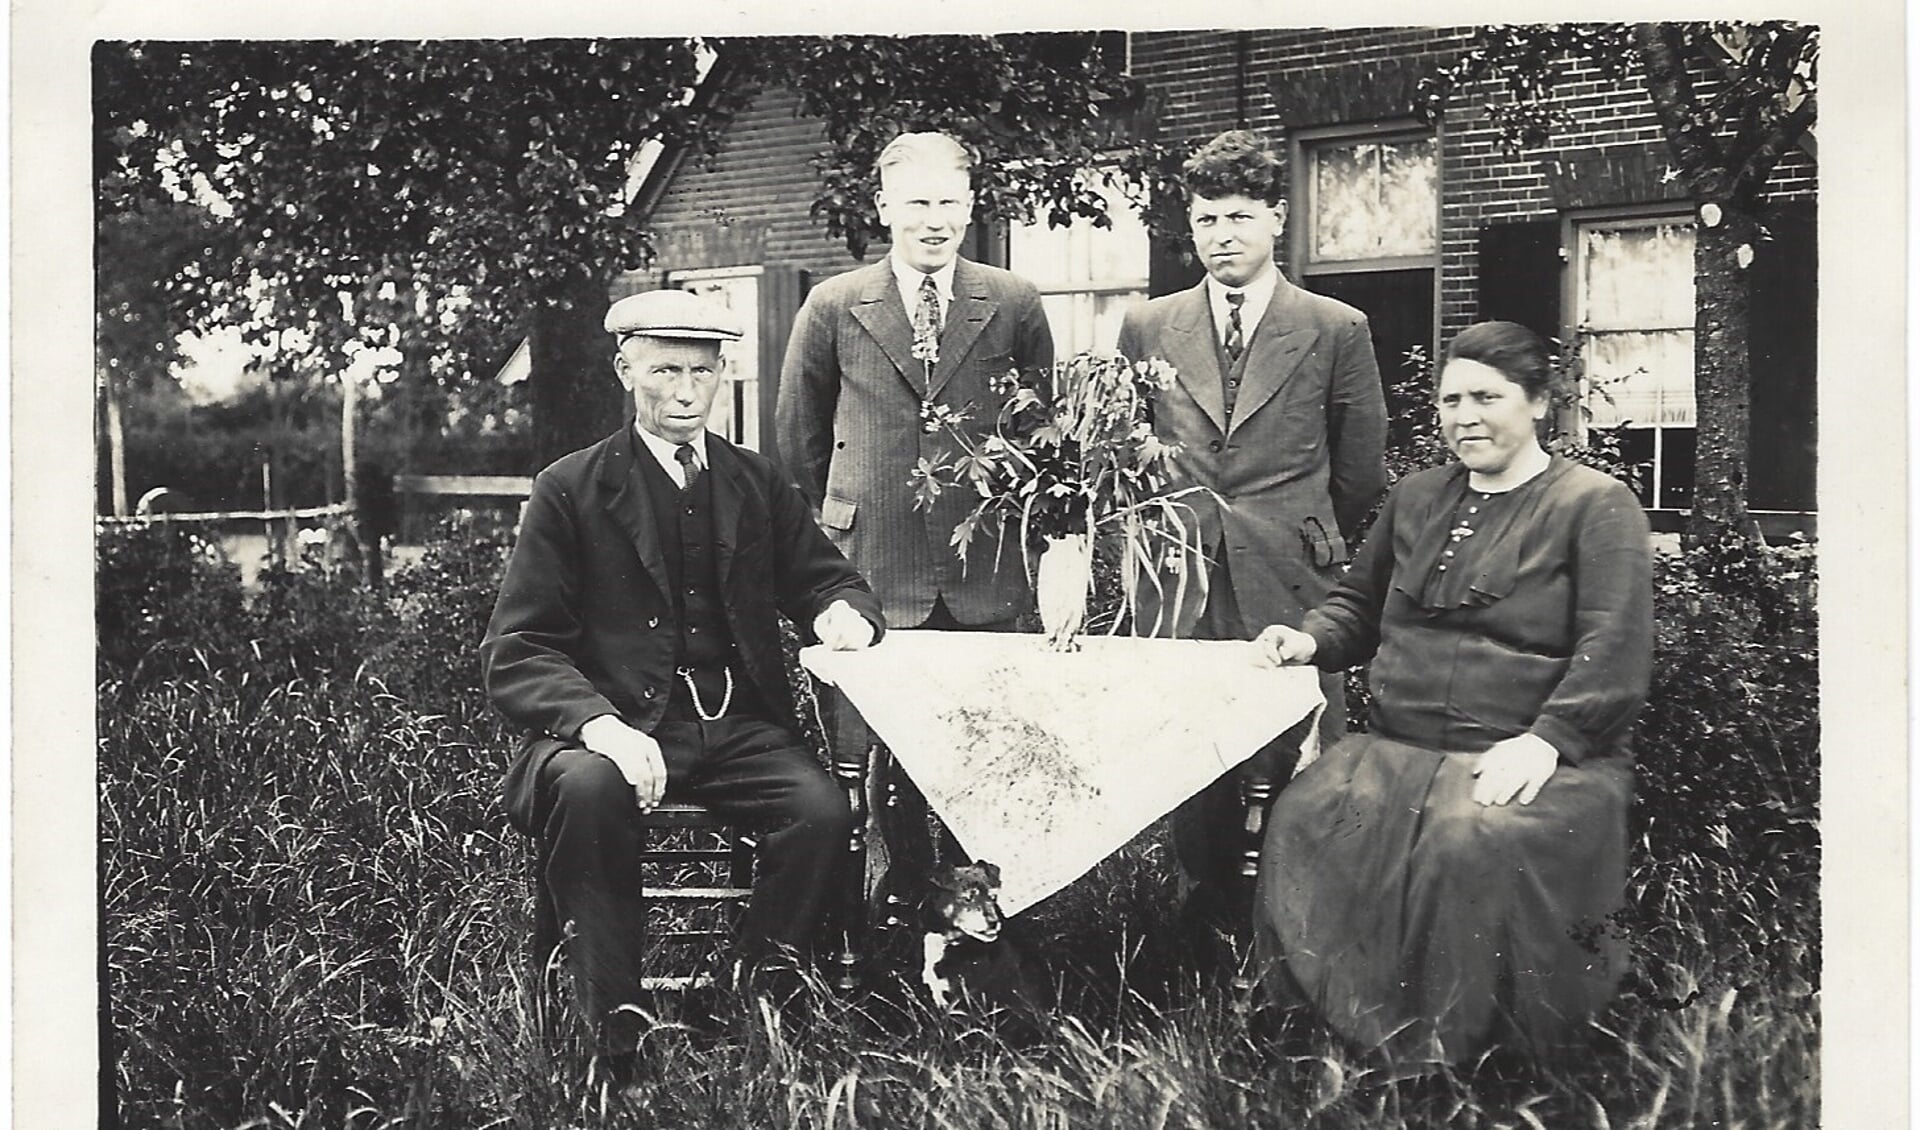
[618,28,1817,535]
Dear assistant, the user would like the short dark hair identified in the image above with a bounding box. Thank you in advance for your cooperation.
[1444,321,1555,400]
[1179,130,1283,206]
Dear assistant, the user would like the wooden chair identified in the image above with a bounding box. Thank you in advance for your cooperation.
[633,720,873,994]
[634,803,757,991]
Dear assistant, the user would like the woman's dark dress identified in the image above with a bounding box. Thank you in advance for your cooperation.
[1256,457,1652,1064]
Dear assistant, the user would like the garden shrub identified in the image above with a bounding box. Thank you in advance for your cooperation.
[96,522,251,679]
[368,510,518,720]
[1625,532,1820,989]
[248,552,393,682]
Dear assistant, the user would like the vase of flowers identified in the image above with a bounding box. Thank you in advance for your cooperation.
[912,351,1213,651]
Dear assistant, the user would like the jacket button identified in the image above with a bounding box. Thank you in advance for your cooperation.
[647,616,660,629]
[1208,439,1223,453]
[643,687,656,699]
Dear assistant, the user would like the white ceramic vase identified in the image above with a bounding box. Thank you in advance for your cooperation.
[1035,532,1092,651]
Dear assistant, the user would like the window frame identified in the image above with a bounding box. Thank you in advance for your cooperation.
[1004,163,1152,356]
[1560,205,1700,513]
[1288,121,1444,278]
[1288,121,1443,383]
[663,264,766,451]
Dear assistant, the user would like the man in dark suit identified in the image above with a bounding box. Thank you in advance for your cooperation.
[776,131,1054,910]
[483,288,884,1067]
[1117,129,1389,948]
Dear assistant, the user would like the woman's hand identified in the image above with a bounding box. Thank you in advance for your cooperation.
[1470,733,1560,806]
[1252,624,1317,667]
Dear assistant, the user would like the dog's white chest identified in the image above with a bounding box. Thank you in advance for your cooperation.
[921,932,954,1009]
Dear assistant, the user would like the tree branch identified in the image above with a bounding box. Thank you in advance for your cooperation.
[1733,93,1817,198]
[1635,23,1727,187]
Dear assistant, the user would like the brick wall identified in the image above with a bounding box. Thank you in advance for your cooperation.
[620,87,870,295]
[1130,27,1818,337]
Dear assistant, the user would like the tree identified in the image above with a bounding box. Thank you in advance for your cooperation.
[765,35,1140,255]
[95,202,246,513]
[1420,23,1817,544]
[94,37,1137,469]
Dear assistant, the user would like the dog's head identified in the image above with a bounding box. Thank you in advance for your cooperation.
[927,861,1005,942]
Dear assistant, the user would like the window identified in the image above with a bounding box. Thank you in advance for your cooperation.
[1571,216,1696,510]
[1007,172,1151,357]
[1303,134,1439,266]
[668,267,763,450]
[1293,127,1439,392]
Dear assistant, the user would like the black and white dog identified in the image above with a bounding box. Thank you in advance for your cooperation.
[920,861,1048,1024]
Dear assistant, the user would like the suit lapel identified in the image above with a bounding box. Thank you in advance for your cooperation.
[926,259,999,401]
[705,436,745,592]
[1160,284,1228,435]
[1226,278,1319,439]
[596,427,672,600]
[847,261,929,397]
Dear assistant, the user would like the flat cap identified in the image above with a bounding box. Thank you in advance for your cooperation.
[605,289,745,342]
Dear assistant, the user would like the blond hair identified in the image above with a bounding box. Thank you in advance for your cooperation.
[873,132,973,180]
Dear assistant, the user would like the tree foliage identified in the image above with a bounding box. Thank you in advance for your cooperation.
[95,202,244,393]
[1419,22,1818,543]
[94,37,1140,467]
[761,34,1141,256]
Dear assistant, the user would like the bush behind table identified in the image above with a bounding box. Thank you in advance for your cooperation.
[98,516,1818,1127]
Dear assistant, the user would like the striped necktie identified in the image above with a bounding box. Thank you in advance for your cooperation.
[1224,291,1246,362]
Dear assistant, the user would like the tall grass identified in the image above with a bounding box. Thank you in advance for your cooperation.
[98,521,1819,1128]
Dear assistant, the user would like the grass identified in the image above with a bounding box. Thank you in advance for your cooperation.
[100,663,1818,1129]
[97,523,1820,1128]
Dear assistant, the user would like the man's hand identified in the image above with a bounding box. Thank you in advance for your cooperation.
[1470,733,1560,807]
[579,715,668,811]
[813,599,876,651]
[1252,624,1318,667]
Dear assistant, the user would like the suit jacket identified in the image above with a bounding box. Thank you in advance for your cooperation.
[1117,276,1388,637]
[776,256,1054,627]
[482,424,885,832]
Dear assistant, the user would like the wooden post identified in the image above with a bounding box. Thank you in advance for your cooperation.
[261,458,277,566]
[341,368,358,513]
[104,373,129,517]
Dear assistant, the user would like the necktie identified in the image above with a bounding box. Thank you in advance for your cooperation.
[674,443,702,491]
[1224,291,1246,362]
[911,273,942,364]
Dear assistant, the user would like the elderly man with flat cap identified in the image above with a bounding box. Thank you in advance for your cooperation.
[483,288,884,1071]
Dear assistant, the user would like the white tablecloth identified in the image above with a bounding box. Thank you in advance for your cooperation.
[801,631,1325,915]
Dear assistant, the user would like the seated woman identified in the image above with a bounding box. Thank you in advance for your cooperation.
[1251,321,1652,1066]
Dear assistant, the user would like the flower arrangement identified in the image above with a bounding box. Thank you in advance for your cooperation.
[910,351,1214,649]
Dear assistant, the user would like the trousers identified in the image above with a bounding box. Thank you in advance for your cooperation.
[527,712,852,1043]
